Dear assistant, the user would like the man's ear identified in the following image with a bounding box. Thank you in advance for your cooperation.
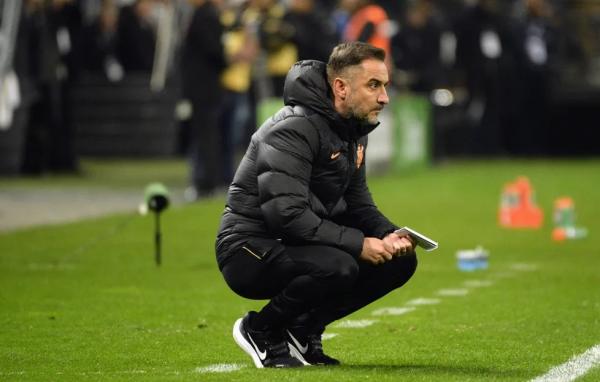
[332,77,347,101]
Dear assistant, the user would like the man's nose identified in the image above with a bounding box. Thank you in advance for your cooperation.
[378,87,389,105]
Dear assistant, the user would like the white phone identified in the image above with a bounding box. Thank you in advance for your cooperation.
[394,227,438,251]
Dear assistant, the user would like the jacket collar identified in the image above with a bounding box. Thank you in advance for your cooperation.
[331,113,379,141]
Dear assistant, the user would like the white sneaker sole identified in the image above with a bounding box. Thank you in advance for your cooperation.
[232,318,264,369]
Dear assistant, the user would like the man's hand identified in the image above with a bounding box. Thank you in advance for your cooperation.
[382,233,414,256]
[360,237,395,265]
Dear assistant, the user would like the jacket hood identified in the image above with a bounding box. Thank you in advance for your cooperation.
[283,60,378,140]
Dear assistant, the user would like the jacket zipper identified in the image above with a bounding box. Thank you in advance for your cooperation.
[242,246,262,260]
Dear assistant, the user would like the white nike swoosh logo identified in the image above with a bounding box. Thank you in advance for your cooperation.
[330,151,341,160]
[248,333,268,360]
[287,330,309,354]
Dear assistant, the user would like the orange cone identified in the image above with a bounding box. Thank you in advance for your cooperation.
[498,176,543,229]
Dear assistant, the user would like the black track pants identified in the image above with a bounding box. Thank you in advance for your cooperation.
[221,245,417,331]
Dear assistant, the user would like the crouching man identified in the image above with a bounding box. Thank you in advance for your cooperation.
[215,42,417,368]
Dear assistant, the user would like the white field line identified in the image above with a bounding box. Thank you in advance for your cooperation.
[491,271,517,279]
[530,344,600,382]
[195,364,245,373]
[407,298,441,306]
[372,306,416,316]
[333,319,378,328]
[463,280,494,288]
[510,263,539,272]
[437,288,469,297]
[322,333,338,340]
[118,370,146,374]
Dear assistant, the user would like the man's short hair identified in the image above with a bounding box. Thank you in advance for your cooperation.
[326,42,386,82]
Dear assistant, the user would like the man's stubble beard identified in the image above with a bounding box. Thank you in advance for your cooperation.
[346,95,381,125]
[349,106,381,125]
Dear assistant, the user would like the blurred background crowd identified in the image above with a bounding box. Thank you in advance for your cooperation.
[1,0,599,198]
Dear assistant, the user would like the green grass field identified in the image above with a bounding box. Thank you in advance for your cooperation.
[1,159,599,381]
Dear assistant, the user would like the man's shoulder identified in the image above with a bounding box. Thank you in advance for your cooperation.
[270,104,320,122]
[267,105,324,135]
[253,106,326,154]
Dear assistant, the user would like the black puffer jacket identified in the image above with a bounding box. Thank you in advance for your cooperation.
[215,60,397,269]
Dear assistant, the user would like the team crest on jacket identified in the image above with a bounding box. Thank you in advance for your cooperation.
[356,144,364,169]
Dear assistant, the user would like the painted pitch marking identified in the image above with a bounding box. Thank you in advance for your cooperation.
[113,370,149,375]
[195,364,245,373]
[491,271,517,279]
[407,298,441,306]
[333,319,378,328]
[437,288,469,296]
[308,264,538,344]
[510,263,539,272]
[372,307,416,316]
[530,344,600,382]
[464,280,494,288]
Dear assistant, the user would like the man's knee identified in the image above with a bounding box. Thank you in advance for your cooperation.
[392,253,418,286]
[406,253,418,276]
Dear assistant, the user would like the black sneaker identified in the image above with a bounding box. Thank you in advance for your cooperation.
[286,328,340,366]
[233,312,304,368]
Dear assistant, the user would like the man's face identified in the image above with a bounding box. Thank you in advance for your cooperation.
[342,59,389,124]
